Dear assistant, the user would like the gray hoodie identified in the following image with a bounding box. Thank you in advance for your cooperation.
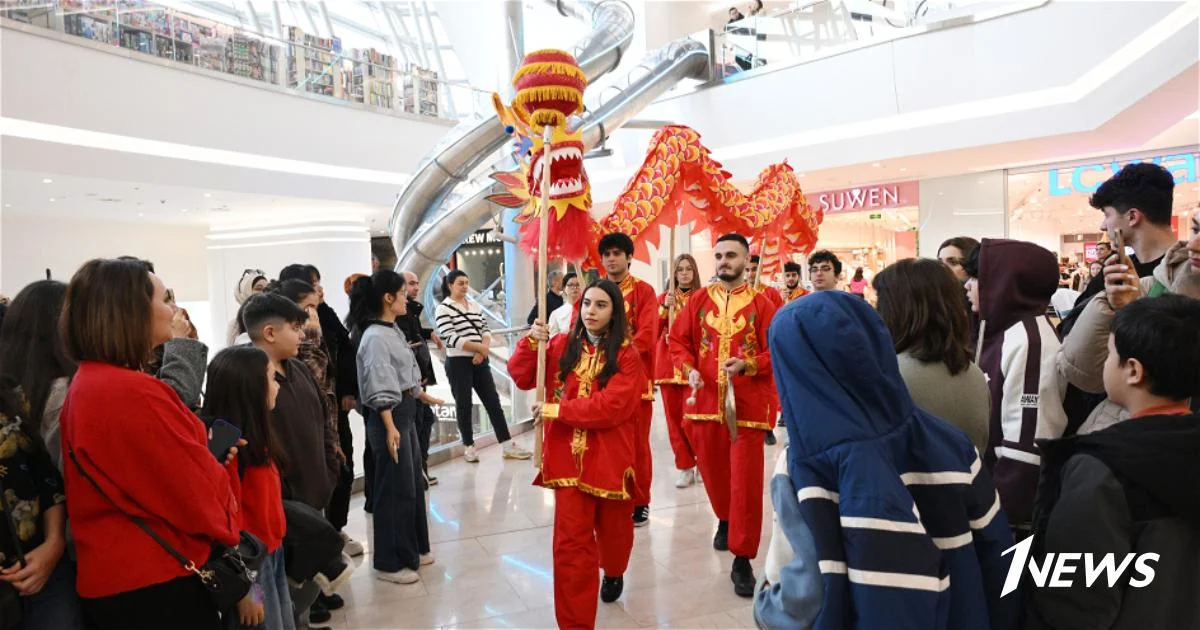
[356,321,421,412]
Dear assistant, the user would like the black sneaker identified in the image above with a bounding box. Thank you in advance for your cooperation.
[600,575,624,603]
[764,431,777,446]
[317,592,344,611]
[713,520,730,551]
[633,505,650,527]
[309,600,332,624]
[731,556,756,597]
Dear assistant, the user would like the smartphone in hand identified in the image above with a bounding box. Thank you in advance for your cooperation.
[208,419,242,462]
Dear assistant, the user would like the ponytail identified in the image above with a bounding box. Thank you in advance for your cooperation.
[348,270,406,334]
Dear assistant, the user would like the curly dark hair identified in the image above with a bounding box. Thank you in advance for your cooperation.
[1089,162,1175,226]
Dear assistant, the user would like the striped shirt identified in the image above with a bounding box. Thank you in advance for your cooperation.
[435,298,491,358]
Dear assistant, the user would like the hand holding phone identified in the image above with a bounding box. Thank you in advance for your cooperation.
[208,419,243,462]
[1104,229,1142,309]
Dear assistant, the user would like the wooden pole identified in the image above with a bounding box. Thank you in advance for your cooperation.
[533,125,552,466]
[667,210,678,331]
[753,240,765,288]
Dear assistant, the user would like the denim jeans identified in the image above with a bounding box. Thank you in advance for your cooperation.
[22,557,85,630]
[365,398,430,572]
[226,547,295,630]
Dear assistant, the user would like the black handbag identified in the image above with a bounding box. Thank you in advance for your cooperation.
[67,447,266,611]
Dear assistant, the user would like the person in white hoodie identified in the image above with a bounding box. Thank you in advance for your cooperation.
[227,269,269,345]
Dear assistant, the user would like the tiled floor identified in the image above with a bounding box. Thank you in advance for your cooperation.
[330,407,783,629]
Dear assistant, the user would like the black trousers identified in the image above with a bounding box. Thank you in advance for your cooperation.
[445,356,510,447]
[417,400,436,474]
[365,401,430,572]
[326,408,354,530]
[83,576,219,630]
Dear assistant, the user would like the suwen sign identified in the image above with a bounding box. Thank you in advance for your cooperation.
[1048,152,1199,197]
[815,181,919,214]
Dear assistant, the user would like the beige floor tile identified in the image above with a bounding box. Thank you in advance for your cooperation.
[329,406,775,630]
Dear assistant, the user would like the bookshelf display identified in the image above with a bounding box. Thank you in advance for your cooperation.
[5,0,460,119]
[402,66,439,117]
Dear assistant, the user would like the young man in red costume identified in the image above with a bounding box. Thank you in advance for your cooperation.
[598,232,658,526]
[509,279,644,628]
[782,261,809,302]
[669,233,779,597]
[656,254,703,488]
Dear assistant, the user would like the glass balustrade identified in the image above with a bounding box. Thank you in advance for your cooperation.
[1,0,492,121]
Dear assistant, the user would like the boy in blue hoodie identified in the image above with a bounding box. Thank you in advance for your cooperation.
[756,291,1019,630]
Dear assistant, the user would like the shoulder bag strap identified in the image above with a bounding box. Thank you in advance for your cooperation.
[444,302,485,337]
[66,446,200,574]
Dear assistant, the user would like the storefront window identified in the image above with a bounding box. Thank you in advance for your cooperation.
[805,180,920,293]
[1007,149,1199,291]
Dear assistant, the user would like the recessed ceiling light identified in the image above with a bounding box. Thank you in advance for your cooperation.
[899,167,907,172]
[871,162,881,168]
[797,172,806,178]
[181,208,189,213]
[3,204,10,208]
[48,197,56,202]
[138,213,145,218]
[204,193,212,198]
[42,178,53,184]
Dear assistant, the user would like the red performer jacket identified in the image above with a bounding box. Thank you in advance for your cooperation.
[668,283,779,431]
[509,335,644,500]
[615,274,658,401]
[784,286,809,302]
[654,288,695,385]
[757,284,785,310]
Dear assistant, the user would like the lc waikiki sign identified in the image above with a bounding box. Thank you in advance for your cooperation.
[815,181,919,214]
[1048,152,1199,197]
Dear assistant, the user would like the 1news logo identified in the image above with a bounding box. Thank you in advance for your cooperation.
[999,536,1159,597]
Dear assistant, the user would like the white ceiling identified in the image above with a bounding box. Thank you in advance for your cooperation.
[0,169,393,236]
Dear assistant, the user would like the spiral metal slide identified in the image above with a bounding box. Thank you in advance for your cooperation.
[389,0,711,320]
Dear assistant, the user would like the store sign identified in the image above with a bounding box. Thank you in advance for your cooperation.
[1048,152,1199,197]
[815,181,919,214]
[464,230,499,245]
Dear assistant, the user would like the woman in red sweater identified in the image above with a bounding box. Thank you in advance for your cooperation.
[201,346,292,630]
[59,258,239,630]
[508,279,644,630]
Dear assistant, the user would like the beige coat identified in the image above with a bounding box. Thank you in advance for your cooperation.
[1056,241,1194,434]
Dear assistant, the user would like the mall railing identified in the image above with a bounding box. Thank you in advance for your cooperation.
[0,0,493,121]
[713,0,1047,81]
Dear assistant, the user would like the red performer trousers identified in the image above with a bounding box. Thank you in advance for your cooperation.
[553,487,634,630]
[660,385,697,470]
[633,399,654,505]
[685,421,766,559]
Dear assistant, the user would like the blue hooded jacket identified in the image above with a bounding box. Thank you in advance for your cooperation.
[758,291,1020,630]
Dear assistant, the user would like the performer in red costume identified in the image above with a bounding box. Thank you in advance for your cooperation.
[748,255,785,309]
[597,232,658,527]
[509,280,643,628]
[782,261,809,302]
[656,254,703,488]
[669,233,778,598]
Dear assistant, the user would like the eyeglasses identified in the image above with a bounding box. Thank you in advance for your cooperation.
[809,265,835,274]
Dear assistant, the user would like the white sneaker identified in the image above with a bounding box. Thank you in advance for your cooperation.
[502,442,532,460]
[675,468,696,488]
[341,531,365,557]
[464,445,480,463]
[696,468,703,484]
[420,552,436,566]
[376,568,421,584]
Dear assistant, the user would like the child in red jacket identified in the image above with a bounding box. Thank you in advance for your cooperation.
[509,279,645,629]
[202,346,294,630]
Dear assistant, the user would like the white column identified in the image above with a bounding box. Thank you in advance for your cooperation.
[206,218,372,351]
[918,171,1008,258]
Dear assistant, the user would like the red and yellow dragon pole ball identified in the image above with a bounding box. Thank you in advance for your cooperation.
[490,49,596,262]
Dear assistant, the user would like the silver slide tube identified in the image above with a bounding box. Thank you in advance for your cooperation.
[388,0,634,252]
